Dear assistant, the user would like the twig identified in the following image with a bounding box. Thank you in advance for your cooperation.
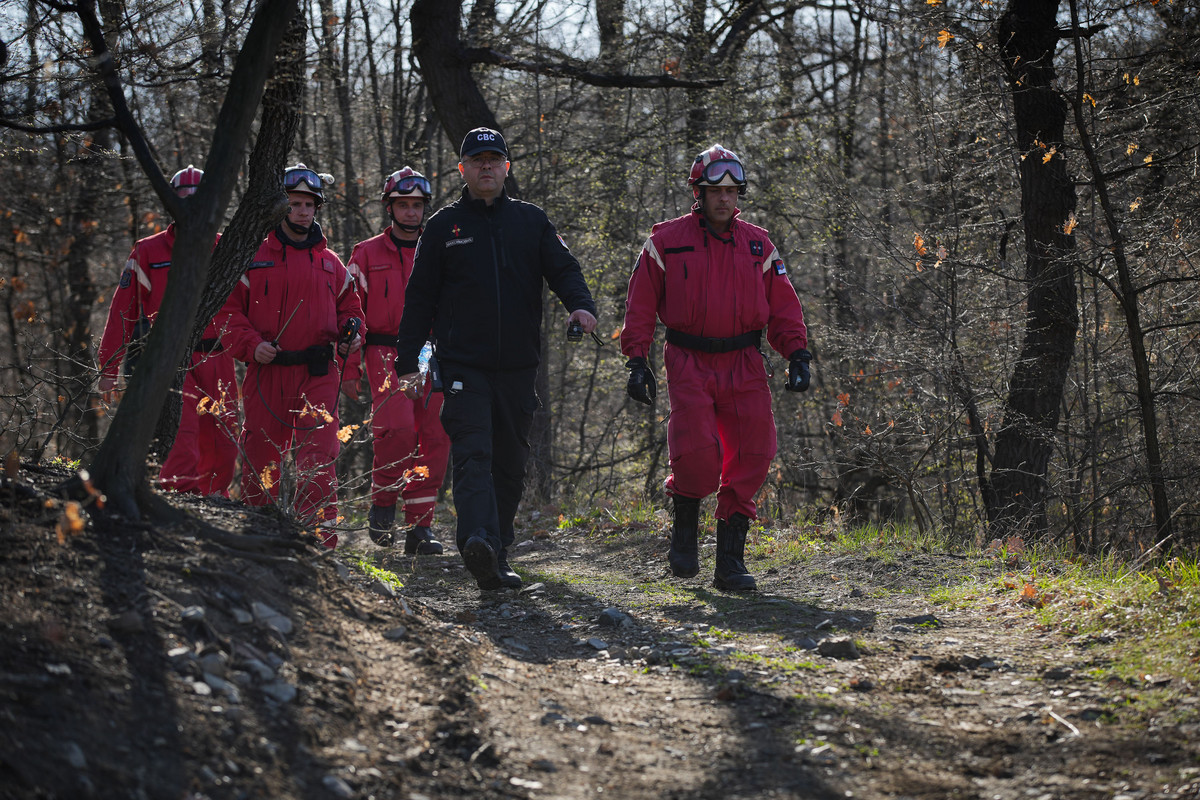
[1046,708,1081,737]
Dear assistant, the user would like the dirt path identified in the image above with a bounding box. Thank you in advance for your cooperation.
[2,478,1198,799]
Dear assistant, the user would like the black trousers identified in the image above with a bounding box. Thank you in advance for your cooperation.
[437,362,540,553]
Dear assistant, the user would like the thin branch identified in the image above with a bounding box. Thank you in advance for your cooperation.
[0,116,116,133]
[460,47,724,89]
[71,0,179,218]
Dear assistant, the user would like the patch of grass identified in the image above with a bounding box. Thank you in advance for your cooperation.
[729,651,822,673]
[935,548,1200,689]
[46,455,81,471]
[746,518,956,569]
[352,555,405,590]
[554,500,661,533]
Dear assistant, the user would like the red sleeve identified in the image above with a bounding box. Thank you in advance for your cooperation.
[762,241,808,358]
[213,275,262,363]
[619,237,665,361]
[339,245,367,383]
[332,257,365,333]
[95,248,143,379]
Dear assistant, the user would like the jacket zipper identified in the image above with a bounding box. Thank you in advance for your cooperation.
[490,213,503,357]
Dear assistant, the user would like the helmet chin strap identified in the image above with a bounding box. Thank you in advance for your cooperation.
[389,202,423,233]
[284,218,311,236]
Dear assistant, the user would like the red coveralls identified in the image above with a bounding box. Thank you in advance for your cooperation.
[96,224,238,496]
[621,208,807,522]
[346,231,450,527]
[216,227,364,526]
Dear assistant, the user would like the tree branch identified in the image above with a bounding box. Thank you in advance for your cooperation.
[460,47,724,89]
[72,0,179,218]
[0,116,116,133]
[1054,23,1108,40]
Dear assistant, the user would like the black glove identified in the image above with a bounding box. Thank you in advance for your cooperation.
[626,357,657,405]
[786,349,811,392]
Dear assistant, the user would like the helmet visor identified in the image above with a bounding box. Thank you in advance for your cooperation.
[284,168,323,192]
[387,175,431,197]
[700,159,745,185]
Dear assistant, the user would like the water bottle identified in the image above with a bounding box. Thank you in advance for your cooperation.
[418,342,432,377]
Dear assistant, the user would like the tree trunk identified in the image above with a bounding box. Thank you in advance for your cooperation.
[987,0,1080,537]
[410,0,508,189]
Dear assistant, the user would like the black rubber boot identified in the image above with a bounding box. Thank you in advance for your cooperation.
[713,513,756,591]
[668,495,701,578]
[496,549,523,590]
[368,504,396,546]
[404,526,444,555]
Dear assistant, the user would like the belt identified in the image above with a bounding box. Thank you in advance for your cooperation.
[271,344,333,367]
[364,332,397,347]
[665,328,761,353]
[195,338,224,353]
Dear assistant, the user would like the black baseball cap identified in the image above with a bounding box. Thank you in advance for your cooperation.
[460,127,508,159]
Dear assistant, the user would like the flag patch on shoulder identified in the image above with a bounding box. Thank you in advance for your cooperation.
[773,259,786,275]
[557,234,570,251]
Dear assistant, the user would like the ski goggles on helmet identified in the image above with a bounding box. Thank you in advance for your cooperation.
[385,174,431,197]
[697,159,745,186]
[283,168,323,192]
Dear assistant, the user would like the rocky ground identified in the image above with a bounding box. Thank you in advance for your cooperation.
[2,463,1199,800]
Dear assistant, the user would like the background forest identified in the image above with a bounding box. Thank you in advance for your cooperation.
[1,0,1197,554]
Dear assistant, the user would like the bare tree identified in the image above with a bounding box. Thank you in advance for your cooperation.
[79,0,302,519]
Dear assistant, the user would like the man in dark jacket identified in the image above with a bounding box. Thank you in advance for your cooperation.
[395,127,598,590]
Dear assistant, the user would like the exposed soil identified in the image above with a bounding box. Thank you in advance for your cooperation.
[2,463,1198,800]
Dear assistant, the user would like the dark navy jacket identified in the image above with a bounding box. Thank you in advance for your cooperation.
[396,186,596,374]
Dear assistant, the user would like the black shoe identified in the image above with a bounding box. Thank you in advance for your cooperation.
[713,514,757,591]
[404,526,444,555]
[668,495,701,578]
[368,504,396,546]
[496,550,523,590]
[462,534,502,590]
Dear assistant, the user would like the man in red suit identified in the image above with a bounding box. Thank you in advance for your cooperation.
[96,165,238,496]
[345,167,449,555]
[216,164,364,546]
[621,145,811,591]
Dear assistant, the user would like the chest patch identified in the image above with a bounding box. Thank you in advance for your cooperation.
[322,259,335,274]
[368,263,391,272]
[773,259,787,275]
[446,237,474,248]
[249,260,274,270]
[749,240,764,257]
[149,260,171,270]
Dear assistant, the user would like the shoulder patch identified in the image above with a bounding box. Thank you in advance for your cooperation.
[773,259,787,276]
[119,269,132,289]
[557,234,570,251]
[749,240,764,257]
[149,260,171,269]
